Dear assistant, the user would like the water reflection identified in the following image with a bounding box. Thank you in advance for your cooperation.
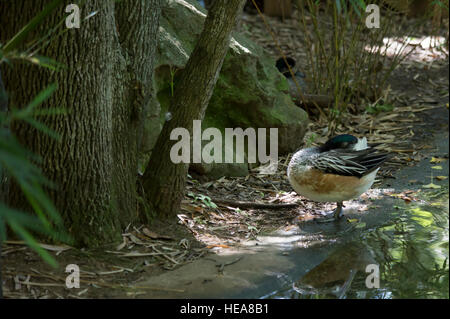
[264,190,449,299]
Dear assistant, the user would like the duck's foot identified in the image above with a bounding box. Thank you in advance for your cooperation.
[333,202,344,219]
[316,202,345,223]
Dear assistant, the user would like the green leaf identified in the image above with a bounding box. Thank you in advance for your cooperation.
[25,55,66,71]
[366,104,394,114]
[22,182,63,227]
[7,219,58,268]
[0,215,6,242]
[31,107,67,117]
[336,0,342,14]
[2,0,66,53]
[22,83,58,114]
[350,0,366,16]
[23,117,60,140]
[0,204,48,234]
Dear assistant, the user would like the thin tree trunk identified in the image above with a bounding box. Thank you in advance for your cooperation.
[0,241,2,299]
[0,70,7,299]
[0,0,161,247]
[143,0,246,218]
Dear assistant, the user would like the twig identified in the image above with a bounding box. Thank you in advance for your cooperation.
[152,246,179,265]
[216,257,243,274]
[5,270,185,293]
[210,197,298,209]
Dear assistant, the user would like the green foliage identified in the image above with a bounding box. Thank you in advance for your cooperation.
[0,0,91,71]
[0,0,72,268]
[169,65,179,97]
[431,0,449,9]
[366,201,449,298]
[335,0,366,17]
[365,103,394,114]
[296,0,419,133]
[187,192,218,210]
[0,85,71,267]
[1,0,66,54]
[305,132,318,147]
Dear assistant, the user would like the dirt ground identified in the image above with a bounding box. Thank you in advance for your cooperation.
[1,8,448,299]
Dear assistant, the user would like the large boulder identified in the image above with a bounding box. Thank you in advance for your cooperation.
[143,0,308,178]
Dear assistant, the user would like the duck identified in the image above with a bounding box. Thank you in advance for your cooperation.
[287,134,389,220]
[275,57,308,94]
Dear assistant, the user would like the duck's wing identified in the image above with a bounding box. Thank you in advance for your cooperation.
[311,148,389,177]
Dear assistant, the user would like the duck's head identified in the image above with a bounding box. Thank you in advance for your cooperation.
[276,57,296,75]
[320,134,367,152]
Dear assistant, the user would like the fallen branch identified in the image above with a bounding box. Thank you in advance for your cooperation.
[292,93,334,109]
[217,257,243,274]
[210,197,298,209]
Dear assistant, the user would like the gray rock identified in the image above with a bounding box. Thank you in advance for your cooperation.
[143,0,308,178]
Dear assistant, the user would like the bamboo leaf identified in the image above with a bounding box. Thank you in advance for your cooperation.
[2,0,66,53]
[7,219,58,268]
[422,183,441,189]
[336,0,342,14]
[23,117,60,140]
[25,55,66,71]
[22,83,58,114]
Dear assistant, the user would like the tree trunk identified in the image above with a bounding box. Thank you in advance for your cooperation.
[0,68,8,300]
[142,0,246,218]
[0,0,161,247]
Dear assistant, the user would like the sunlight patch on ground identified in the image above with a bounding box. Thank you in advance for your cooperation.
[365,36,448,62]
[244,234,304,248]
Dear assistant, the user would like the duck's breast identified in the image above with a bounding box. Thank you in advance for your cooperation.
[289,168,378,202]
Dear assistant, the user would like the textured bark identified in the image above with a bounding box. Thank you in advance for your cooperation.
[0,0,161,247]
[0,70,8,204]
[112,0,161,226]
[143,0,246,218]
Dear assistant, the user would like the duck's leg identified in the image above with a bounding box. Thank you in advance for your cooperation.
[333,202,344,219]
[316,202,345,223]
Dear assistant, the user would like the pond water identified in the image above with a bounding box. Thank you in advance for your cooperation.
[261,188,449,299]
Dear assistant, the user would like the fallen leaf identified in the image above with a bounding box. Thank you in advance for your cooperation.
[422,183,441,189]
[142,228,173,240]
[402,196,413,203]
[180,203,203,213]
[4,240,72,253]
[430,157,447,163]
[206,244,230,249]
[387,191,418,202]
[436,176,448,181]
[128,233,144,245]
[431,166,443,170]
[116,237,127,251]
